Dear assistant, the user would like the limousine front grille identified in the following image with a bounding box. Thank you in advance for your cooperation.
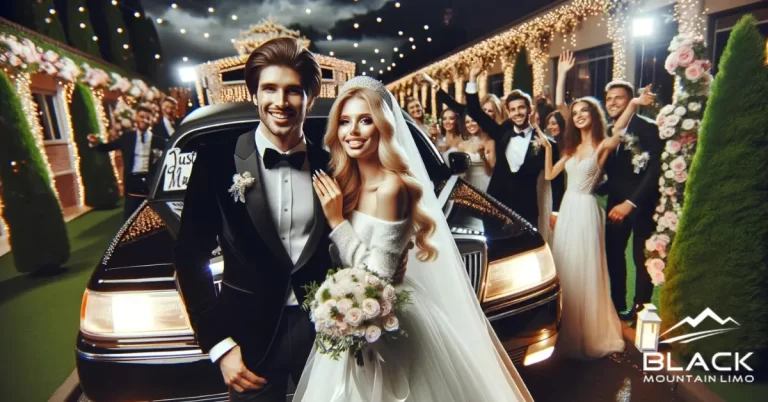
[456,239,487,295]
[462,251,484,292]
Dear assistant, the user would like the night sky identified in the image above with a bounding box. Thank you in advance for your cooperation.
[139,0,559,85]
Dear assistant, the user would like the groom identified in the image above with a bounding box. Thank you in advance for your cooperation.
[464,66,565,229]
[173,38,332,401]
[602,80,663,321]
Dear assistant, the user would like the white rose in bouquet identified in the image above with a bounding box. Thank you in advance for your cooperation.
[361,298,381,319]
[344,308,364,326]
[383,315,400,332]
[365,325,382,343]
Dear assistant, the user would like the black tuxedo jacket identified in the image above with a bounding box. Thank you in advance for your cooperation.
[603,114,663,212]
[93,130,167,180]
[152,118,182,139]
[464,91,565,226]
[173,130,331,370]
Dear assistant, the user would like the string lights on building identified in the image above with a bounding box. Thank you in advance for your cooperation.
[58,82,87,207]
[91,89,122,187]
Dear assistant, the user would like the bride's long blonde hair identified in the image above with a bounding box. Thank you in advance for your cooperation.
[325,88,438,262]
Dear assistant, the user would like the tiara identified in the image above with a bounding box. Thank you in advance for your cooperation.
[339,76,393,110]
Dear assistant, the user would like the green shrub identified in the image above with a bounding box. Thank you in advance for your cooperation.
[512,47,533,96]
[660,15,768,370]
[0,71,70,272]
[11,0,67,43]
[71,83,119,209]
[62,1,101,57]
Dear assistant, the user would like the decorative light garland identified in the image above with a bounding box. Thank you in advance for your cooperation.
[58,81,86,206]
[14,72,62,206]
[386,0,605,94]
[603,0,640,81]
[91,88,122,187]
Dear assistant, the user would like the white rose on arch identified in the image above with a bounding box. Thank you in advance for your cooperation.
[674,106,687,116]
[681,119,696,131]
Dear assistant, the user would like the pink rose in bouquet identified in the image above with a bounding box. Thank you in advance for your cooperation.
[677,46,695,67]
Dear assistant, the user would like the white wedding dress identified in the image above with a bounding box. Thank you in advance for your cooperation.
[293,210,531,401]
[463,152,491,192]
[550,152,625,359]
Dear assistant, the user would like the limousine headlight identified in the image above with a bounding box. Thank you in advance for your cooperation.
[80,289,193,339]
[483,245,557,302]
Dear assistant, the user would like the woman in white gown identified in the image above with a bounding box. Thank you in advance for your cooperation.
[294,77,532,401]
[536,96,627,359]
[460,114,494,192]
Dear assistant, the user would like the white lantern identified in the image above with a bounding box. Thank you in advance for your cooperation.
[635,303,662,352]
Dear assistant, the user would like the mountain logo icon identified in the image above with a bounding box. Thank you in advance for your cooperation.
[660,308,740,345]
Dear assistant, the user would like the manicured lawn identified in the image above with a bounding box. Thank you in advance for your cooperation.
[0,206,123,402]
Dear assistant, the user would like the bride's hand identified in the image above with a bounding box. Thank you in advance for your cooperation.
[312,170,345,229]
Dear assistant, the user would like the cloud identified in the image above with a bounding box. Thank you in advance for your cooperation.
[145,0,392,63]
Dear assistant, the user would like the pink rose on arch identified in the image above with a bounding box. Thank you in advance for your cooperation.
[648,258,666,273]
[665,187,676,196]
[665,140,682,154]
[656,204,665,213]
[645,236,658,252]
[656,242,668,257]
[656,113,666,127]
[674,171,688,184]
[665,53,679,74]
[8,54,22,67]
[677,46,695,67]
[695,59,712,71]
[685,63,705,81]
[660,127,676,139]
[664,211,679,230]
[649,268,666,286]
[670,156,687,172]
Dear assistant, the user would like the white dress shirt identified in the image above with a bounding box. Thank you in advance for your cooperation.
[209,125,314,363]
[506,125,533,173]
[163,117,175,137]
[465,82,531,173]
[132,130,152,173]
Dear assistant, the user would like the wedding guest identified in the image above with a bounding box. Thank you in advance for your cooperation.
[88,104,167,220]
[437,107,463,154]
[545,111,566,151]
[153,97,182,138]
[462,114,494,191]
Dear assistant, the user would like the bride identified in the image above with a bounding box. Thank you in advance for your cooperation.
[293,77,532,401]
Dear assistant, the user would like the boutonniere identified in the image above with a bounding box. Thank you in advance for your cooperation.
[228,172,255,203]
[151,148,163,161]
[530,139,542,155]
[622,133,649,174]
[632,152,650,174]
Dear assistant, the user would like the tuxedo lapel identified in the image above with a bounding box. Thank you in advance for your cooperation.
[292,139,329,273]
[233,131,293,267]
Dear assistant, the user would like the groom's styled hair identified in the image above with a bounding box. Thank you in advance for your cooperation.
[244,37,322,101]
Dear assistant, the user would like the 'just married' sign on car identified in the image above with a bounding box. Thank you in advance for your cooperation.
[163,148,197,191]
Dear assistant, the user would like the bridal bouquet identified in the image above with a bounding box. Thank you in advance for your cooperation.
[302,266,411,362]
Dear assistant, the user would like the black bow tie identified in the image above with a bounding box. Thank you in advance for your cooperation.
[512,130,527,138]
[263,148,306,170]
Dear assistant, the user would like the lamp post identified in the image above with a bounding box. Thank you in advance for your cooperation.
[632,17,655,87]
[178,66,197,110]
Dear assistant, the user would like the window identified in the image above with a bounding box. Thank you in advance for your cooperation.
[554,45,613,103]
[32,93,62,141]
[488,72,504,97]
[710,5,768,76]
[634,9,678,106]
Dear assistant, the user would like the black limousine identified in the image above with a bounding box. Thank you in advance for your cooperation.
[75,99,561,401]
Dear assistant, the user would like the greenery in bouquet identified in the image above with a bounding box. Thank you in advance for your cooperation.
[644,34,712,285]
[302,266,412,362]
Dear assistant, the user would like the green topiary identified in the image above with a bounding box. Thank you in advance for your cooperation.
[62,1,101,58]
[11,0,67,43]
[660,15,768,370]
[85,0,135,72]
[0,71,70,272]
[71,83,120,209]
[512,47,533,96]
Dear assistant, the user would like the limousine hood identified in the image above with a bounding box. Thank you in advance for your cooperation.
[88,203,179,292]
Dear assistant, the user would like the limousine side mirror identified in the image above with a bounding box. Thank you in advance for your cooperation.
[448,152,469,175]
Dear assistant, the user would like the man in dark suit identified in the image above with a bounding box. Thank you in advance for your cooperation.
[88,104,166,219]
[601,81,663,321]
[152,96,182,138]
[172,38,331,402]
[461,64,565,230]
